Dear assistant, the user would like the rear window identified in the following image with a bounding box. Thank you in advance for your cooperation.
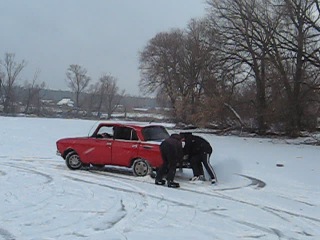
[142,126,169,141]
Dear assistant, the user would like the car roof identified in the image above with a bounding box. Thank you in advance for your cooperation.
[97,121,166,130]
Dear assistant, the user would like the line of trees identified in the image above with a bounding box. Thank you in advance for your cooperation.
[65,64,125,118]
[0,54,125,118]
[0,53,47,115]
[139,0,320,136]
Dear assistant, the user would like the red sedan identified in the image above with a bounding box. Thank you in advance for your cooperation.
[56,122,170,176]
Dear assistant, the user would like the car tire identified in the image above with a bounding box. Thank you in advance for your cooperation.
[132,159,150,177]
[65,151,82,170]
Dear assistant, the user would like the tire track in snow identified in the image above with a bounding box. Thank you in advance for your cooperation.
[0,170,6,176]
[1,163,53,184]
[64,173,151,215]
[60,167,155,233]
[0,228,15,240]
[87,168,266,192]
[0,162,57,221]
[0,158,117,236]
[65,174,200,210]
[65,174,297,239]
[238,174,266,188]
[4,158,319,225]
[83,169,319,238]
[1,158,317,239]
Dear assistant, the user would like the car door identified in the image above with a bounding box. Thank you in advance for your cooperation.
[137,142,162,168]
[82,125,113,164]
[85,138,112,165]
[111,126,139,167]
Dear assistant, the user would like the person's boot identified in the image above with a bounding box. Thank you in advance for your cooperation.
[167,181,180,188]
[155,179,166,185]
[211,178,217,184]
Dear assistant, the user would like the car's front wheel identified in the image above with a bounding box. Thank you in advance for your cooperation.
[65,151,82,170]
[132,159,150,177]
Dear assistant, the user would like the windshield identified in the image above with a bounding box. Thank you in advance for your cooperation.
[142,126,169,141]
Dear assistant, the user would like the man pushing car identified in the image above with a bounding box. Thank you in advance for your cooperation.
[155,133,184,188]
[180,132,217,184]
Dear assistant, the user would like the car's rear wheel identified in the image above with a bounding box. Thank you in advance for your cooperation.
[132,159,150,177]
[65,151,82,170]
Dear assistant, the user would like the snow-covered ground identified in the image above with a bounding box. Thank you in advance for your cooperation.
[0,116,319,240]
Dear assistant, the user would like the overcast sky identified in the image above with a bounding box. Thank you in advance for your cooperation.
[0,0,207,96]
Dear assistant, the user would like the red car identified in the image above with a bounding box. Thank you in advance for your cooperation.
[56,122,170,176]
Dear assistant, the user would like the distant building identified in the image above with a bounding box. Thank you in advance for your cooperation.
[57,98,74,107]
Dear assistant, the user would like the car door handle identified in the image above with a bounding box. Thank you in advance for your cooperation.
[132,144,138,148]
[106,142,112,146]
[142,145,153,149]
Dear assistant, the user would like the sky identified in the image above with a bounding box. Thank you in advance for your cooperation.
[0,116,319,239]
[0,0,207,96]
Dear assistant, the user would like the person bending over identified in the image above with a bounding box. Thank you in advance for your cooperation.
[155,134,184,188]
[181,132,217,184]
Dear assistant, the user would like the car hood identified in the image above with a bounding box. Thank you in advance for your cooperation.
[57,137,89,143]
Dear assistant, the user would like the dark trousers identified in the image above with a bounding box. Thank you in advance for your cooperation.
[190,154,204,176]
[190,153,216,180]
[156,142,177,182]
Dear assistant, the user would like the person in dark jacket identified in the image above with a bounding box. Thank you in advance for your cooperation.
[155,133,183,188]
[181,132,217,184]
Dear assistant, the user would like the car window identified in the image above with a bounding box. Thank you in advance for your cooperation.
[142,126,169,141]
[96,126,114,138]
[113,126,138,141]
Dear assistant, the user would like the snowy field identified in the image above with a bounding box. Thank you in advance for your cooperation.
[0,116,319,240]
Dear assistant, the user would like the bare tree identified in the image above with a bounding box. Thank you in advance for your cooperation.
[0,53,26,113]
[66,64,91,112]
[100,74,125,119]
[303,0,320,32]
[138,0,319,133]
[86,81,101,117]
[24,69,46,115]
[206,0,320,135]
[139,29,185,121]
[179,19,219,124]
[307,0,320,68]
[88,74,125,119]
[266,0,320,135]
[207,0,279,134]
[139,24,220,124]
